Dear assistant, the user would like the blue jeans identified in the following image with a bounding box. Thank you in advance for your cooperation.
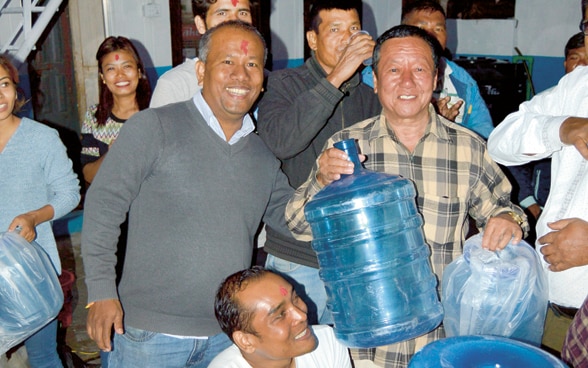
[265,254,333,325]
[100,350,110,368]
[107,326,232,367]
[24,318,63,368]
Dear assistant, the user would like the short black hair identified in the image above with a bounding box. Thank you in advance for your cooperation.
[306,0,362,33]
[372,25,443,77]
[214,266,271,342]
[198,20,267,65]
[401,0,446,23]
[565,32,585,58]
[583,0,588,17]
[192,0,259,20]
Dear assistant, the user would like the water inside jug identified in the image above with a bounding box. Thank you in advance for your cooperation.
[305,139,443,347]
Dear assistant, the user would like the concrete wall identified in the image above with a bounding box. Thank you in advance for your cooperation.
[4,0,581,113]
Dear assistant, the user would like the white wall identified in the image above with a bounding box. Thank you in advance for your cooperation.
[270,0,304,67]
[97,0,582,91]
[515,0,579,57]
[103,0,171,68]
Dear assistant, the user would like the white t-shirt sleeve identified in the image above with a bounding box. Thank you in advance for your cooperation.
[296,325,352,368]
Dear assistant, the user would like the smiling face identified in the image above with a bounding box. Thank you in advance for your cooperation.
[196,0,253,34]
[373,36,437,125]
[196,26,264,128]
[0,65,17,123]
[306,8,362,74]
[403,9,447,50]
[99,50,140,100]
[235,273,317,365]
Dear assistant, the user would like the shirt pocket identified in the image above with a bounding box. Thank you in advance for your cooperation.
[419,194,466,248]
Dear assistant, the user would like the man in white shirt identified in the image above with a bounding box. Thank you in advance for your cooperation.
[487,0,588,355]
[209,267,352,368]
[150,0,256,107]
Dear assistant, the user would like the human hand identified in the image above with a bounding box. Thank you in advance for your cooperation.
[539,218,588,272]
[560,117,588,160]
[435,96,464,122]
[86,299,124,351]
[481,213,523,251]
[8,214,37,242]
[316,147,365,186]
[526,203,542,220]
[328,31,375,88]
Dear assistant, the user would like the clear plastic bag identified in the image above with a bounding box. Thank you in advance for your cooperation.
[0,231,64,355]
[442,233,548,345]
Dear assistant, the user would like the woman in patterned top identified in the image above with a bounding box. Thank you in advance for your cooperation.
[80,36,151,185]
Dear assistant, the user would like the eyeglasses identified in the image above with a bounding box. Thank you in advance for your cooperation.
[580,20,588,36]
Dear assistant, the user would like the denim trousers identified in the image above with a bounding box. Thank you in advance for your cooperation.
[107,325,232,367]
[265,253,333,325]
[24,318,63,368]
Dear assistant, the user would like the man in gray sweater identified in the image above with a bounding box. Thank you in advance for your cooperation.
[82,21,293,368]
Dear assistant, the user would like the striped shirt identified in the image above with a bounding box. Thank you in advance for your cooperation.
[285,105,528,367]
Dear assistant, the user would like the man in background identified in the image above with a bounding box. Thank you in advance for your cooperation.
[256,0,381,325]
[150,0,257,107]
[509,32,586,227]
[487,0,588,356]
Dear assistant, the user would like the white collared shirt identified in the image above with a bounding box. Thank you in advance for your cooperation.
[193,91,255,145]
[488,66,588,308]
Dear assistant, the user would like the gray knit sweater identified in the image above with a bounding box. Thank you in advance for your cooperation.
[82,100,293,336]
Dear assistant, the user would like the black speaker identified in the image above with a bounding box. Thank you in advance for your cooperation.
[452,57,529,126]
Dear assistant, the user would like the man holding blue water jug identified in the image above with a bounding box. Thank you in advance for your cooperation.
[286,25,528,368]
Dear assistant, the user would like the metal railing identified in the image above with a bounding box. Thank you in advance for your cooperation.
[0,0,63,68]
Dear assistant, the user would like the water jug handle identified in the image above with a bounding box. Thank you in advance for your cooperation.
[334,139,363,175]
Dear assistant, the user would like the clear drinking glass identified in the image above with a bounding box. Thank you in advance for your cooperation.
[349,30,373,66]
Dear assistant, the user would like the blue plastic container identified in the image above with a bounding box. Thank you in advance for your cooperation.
[305,139,443,348]
[408,335,568,367]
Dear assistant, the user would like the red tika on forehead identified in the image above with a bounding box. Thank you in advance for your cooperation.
[279,286,287,296]
[231,0,238,6]
[115,54,119,61]
[240,40,249,55]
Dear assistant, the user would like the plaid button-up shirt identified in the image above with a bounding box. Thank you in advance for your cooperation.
[563,295,588,367]
[286,105,528,367]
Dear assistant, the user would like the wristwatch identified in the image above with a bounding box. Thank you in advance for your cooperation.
[506,211,524,227]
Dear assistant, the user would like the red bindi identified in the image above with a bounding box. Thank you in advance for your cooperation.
[115,54,119,61]
[279,286,287,296]
[231,0,238,6]
[240,40,249,55]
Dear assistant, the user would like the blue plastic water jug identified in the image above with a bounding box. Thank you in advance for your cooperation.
[304,139,443,348]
